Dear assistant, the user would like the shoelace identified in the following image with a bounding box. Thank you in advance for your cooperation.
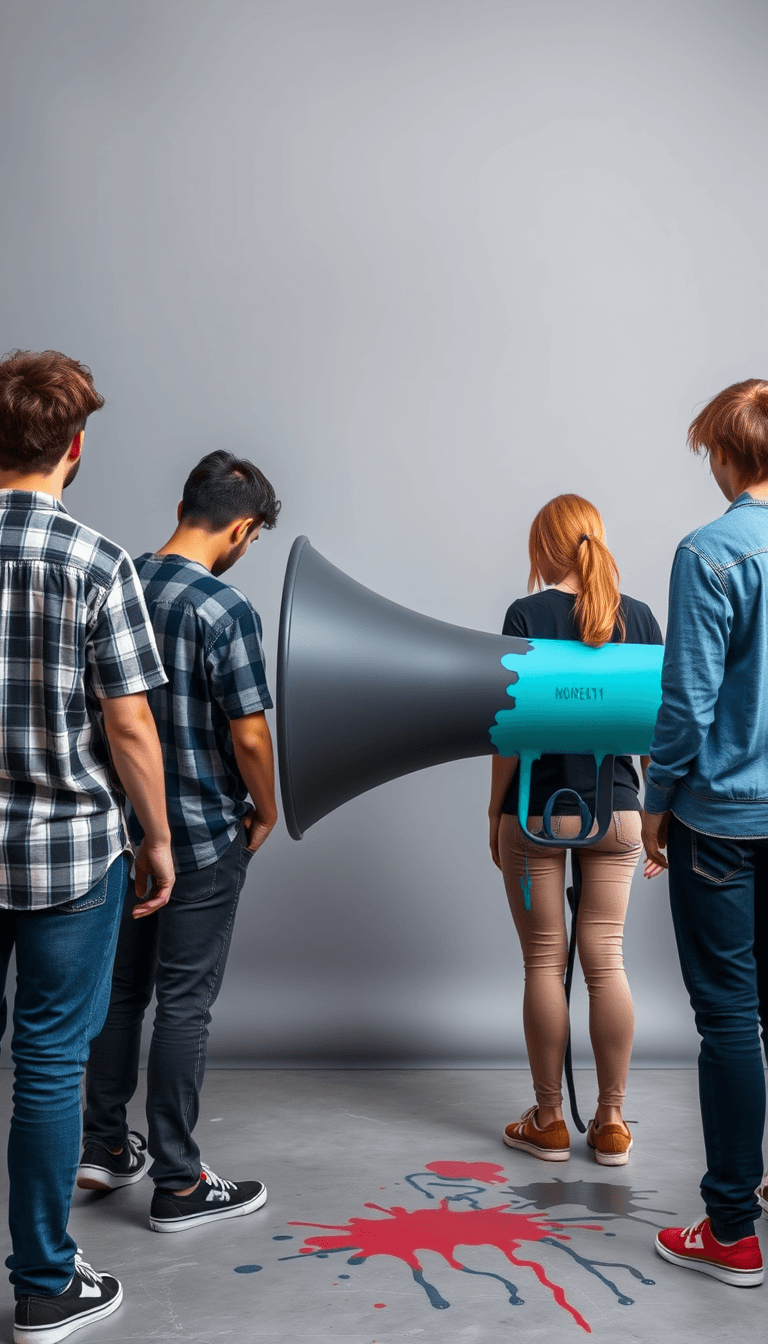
[200,1163,236,1193]
[125,1131,147,1164]
[73,1253,105,1288]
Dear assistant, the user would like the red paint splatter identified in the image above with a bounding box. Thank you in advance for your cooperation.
[425,1160,507,1185]
[373,1303,386,1308]
[290,1201,601,1332]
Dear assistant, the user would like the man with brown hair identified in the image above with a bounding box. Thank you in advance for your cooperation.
[643,379,768,1287]
[0,350,174,1343]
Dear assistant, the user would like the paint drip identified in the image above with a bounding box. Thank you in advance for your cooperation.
[290,1200,602,1332]
[520,852,532,910]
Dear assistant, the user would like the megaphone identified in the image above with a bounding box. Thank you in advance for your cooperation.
[277,537,663,853]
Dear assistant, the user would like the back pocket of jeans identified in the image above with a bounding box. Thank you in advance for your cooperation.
[57,883,108,914]
[170,860,218,904]
[691,831,749,884]
[614,811,642,851]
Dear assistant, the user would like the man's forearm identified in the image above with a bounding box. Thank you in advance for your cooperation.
[230,714,278,823]
[645,546,730,812]
[102,698,171,844]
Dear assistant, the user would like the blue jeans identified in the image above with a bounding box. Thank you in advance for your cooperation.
[0,856,127,1297]
[667,816,768,1240]
[84,826,251,1188]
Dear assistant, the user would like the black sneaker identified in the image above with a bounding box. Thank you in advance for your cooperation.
[149,1162,267,1233]
[76,1131,147,1191]
[14,1253,122,1344]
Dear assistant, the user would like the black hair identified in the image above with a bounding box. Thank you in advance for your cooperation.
[180,450,280,532]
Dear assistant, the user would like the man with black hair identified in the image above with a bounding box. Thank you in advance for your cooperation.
[79,451,281,1233]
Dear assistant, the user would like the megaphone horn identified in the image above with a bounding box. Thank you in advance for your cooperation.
[276,537,663,845]
[277,537,528,840]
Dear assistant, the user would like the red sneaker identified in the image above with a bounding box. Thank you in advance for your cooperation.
[655,1216,763,1287]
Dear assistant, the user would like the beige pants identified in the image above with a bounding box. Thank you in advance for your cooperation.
[499,811,642,1109]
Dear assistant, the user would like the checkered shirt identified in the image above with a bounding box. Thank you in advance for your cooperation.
[0,491,168,909]
[126,553,273,873]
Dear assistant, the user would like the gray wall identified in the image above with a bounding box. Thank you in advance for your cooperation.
[2,0,766,1065]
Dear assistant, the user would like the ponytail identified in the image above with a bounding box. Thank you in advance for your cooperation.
[572,532,625,647]
[528,494,625,647]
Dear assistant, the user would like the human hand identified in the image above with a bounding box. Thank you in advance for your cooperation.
[132,839,175,917]
[643,856,665,879]
[641,810,670,872]
[242,807,277,854]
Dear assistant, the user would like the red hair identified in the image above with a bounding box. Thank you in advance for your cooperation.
[688,379,768,482]
[528,494,624,647]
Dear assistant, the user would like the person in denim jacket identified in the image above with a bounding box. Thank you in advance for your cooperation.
[643,379,768,1288]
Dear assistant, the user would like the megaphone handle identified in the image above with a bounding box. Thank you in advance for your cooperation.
[590,754,617,843]
[517,755,617,849]
[515,753,537,840]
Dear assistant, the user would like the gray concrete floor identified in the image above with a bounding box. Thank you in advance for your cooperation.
[0,1069,765,1343]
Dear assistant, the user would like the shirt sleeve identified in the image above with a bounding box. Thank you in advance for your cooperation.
[647,611,664,645]
[205,604,273,719]
[87,554,168,699]
[502,600,530,638]
[644,544,732,813]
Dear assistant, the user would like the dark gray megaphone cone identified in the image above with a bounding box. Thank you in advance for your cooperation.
[277,536,530,839]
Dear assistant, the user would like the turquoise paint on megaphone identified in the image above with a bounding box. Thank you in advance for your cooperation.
[489,640,663,902]
[491,640,664,759]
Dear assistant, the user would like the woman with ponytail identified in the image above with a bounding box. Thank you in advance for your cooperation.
[488,494,663,1166]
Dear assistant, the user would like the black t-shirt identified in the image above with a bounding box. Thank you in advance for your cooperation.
[501,589,664,817]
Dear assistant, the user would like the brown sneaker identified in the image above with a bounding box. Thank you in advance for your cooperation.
[587,1117,633,1166]
[503,1105,570,1161]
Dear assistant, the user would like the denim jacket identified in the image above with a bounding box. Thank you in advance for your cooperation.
[645,493,768,836]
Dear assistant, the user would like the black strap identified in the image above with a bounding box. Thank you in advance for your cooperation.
[564,850,586,1134]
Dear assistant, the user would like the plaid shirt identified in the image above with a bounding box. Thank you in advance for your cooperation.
[0,491,167,910]
[126,553,273,873]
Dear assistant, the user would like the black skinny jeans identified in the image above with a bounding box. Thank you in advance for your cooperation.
[83,826,253,1188]
[667,816,768,1240]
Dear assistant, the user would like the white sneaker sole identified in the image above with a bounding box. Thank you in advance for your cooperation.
[654,1237,764,1287]
[14,1284,123,1344]
[589,1138,633,1166]
[76,1163,146,1191]
[503,1133,570,1161]
[150,1184,268,1233]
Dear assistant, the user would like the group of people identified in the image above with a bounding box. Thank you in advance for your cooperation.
[0,349,280,1343]
[0,349,766,1343]
[492,377,768,1290]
